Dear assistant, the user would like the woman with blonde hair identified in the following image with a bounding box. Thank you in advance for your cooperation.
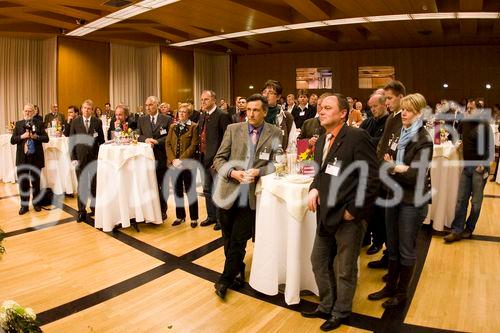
[368,93,433,309]
[166,103,200,227]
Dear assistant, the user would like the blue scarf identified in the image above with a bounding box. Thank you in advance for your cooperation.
[396,118,423,164]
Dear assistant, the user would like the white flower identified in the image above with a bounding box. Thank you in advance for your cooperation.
[0,300,18,312]
[25,308,36,320]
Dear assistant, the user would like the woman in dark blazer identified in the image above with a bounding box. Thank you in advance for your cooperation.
[368,93,433,309]
[166,103,200,227]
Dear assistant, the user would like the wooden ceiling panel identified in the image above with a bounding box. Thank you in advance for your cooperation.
[0,0,498,54]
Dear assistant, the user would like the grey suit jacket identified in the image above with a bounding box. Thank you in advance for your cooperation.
[212,122,282,210]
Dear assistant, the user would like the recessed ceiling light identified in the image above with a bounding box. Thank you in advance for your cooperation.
[486,84,492,89]
[443,83,449,88]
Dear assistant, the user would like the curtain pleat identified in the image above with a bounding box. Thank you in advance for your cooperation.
[110,43,160,113]
[194,51,230,110]
[0,37,48,133]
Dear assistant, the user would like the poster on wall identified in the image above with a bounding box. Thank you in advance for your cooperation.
[358,66,395,89]
[296,67,332,89]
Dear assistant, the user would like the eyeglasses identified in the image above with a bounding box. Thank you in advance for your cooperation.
[262,90,277,96]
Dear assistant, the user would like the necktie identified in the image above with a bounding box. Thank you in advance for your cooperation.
[151,116,155,128]
[251,129,258,145]
[322,133,333,165]
[85,119,90,132]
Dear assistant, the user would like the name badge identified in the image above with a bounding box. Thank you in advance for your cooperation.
[281,129,285,136]
[299,111,305,116]
[326,163,340,176]
[259,152,270,161]
[93,131,99,138]
[390,141,398,151]
[160,128,167,135]
[32,125,36,132]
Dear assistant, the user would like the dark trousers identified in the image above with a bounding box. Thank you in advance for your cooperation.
[76,161,97,213]
[311,219,367,318]
[368,188,388,246]
[172,168,198,220]
[17,158,41,208]
[201,156,217,221]
[156,166,168,215]
[218,200,255,285]
[386,203,428,266]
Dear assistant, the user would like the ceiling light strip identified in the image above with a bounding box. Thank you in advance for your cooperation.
[66,0,180,36]
[171,11,499,47]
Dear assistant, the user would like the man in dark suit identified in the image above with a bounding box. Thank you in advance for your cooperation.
[107,104,136,140]
[231,97,247,123]
[69,99,105,222]
[302,94,379,331]
[63,105,79,137]
[44,103,66,128]
[359,93,390,255]
[298,92,331,145]
[137,95,173,220]
[292,90,316,130]
[212,94,282,299]
[198,90,232,230]
[11,103,49,214]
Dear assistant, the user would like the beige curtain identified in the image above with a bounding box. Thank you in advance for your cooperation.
[194,51,230,110]
[41,37,57,118]
[110,43,160,112]
[0,37,43,133]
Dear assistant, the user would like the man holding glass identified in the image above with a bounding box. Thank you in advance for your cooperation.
[211,94,282,300]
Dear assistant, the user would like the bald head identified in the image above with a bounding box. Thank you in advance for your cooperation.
[368,94,388,119]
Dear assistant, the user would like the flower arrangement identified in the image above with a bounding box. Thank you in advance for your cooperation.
[55,121,63,137]
[0,301,41,333]
[6,122,15,134]
[298,147,314,162]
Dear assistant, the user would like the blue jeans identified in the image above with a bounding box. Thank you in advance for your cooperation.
[386,203,428,266]
[451,166,488,234]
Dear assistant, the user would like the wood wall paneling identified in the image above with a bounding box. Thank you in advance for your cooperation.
[57,37,110,114]
[160,46,194,107]
[234,45,500,106]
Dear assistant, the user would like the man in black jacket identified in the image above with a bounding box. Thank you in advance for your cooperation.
[198,90,232,230]
[444,99,494,242]
[69,99,105,222]
[302,94,379,331]
[63,105,79,137]
[107,104,136,140]
[360,93,390,255]
[11,103,49,214]
[137,96,173,221]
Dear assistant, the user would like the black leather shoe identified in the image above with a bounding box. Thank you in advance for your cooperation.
[19,207,29,215]
[88,210,95,217]
[368,286,396,301]
[77,212,87,222]
[200,219,216,227]
[367,244,381,255]
[382,294,407,309]
[461,229,472,239]
[368,254,388,269]
[214,282,229,299]
[213,222,221,230]
[320,317,346,331]
[33,205,42,212]
[172,218,185,226]
[301,309,330,320]
[232,270,246,290]
[190,220,198,228]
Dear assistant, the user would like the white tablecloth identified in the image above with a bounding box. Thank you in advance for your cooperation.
[424,142,462,230]
[249,174,319,305]
[94,142,162,232]
[0,134,16,183]
[41,136,78,195]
